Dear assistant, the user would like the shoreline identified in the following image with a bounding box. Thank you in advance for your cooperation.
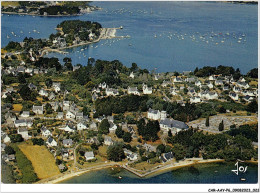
[123,158,225,178]
[35,163,118,184]
[41,28,127,56]
[37,159,225,184]
[2,11,83,17]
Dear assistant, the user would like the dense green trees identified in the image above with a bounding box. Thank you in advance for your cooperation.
[98,119,110,135]
[122,132,132,143]
[107,144,125,162]
[10,134,23,143]
[247,68,258,78]
[225,124,258,142]
[4,146,15,155]
[18,84,37,101]
[168,127,256,161]
[246,100,258,113]
[218,120,224,131]
[115,127,124,138]
[32,138,44,146]
[5,41,22,52]
[35,57,62,71]
[137,119,160,141]
[39,6,80,16]
[95,95,148,116]
[205,116,209,127]
[45,78,53,88]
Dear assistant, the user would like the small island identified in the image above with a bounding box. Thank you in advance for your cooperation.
[4,19,126,60]
[1,1,100,16]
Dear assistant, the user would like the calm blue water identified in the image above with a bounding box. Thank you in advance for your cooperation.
[60,162,258,184]
[1,2,258,73]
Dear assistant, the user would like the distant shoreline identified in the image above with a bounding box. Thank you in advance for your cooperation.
[2,11,82,17]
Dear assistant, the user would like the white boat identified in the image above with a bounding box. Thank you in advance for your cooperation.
[118,176,122,179]
[7,35,10,39]
[240,178,246,181]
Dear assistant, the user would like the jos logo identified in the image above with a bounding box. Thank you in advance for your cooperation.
[231,161,248,175]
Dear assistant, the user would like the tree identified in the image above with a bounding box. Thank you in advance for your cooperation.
[4,146,15,155]
[45,103,53,114]
[10,134,23,143]
[247,68,258,78]
[246,100,258,113]
[32,138,44,146]
[218,120,224,131]
[122,132,132,143]
[18,84,37,101]
[115,127,124,138]
[156,144,166,154]
[18,73,26,83]
[98,119,110,134]
[168,130,172,137]
[45,78,53,88]
[205,116,209,127]
[107,144,125,162]
[172,144,186,160]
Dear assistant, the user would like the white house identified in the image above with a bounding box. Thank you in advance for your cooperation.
[14,119,33,128]
[195,81,202,87]
[57,112,64,119]
[169,87,177,95]
[123,149,138,161]
[161,80,172,87]
[142,84,152,94]
[46,137,57,147]
[233,86,241,93]
[66,111,75,120]
[209,75,217,81]
[205,92,218,100]
[85,151,95,161]
[129,72,135,79]
[127,87,140,95]
[89,122,98,130]
[20,111,30,118]
[237,81,250,89]
[106,88,119,96]
[229,92,239,101]
[41,127,52,137]
[52,82,61,92]
[59,125,75,132]
[190,96,201,104]
[3,134,11,143]
[109,122,117,133]
[63,139,73,147]
[18,128,30,140]
[207,82,214,89]
[173,77,183,83]
[104,136,113,146]
[39,89,48,97]
[32,105,44,115]
[77,122,87,130]
[147,109,161,120]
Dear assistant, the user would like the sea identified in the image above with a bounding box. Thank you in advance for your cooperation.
[1,2,258,184]
[1,1,258,73]
[60,162,258,184]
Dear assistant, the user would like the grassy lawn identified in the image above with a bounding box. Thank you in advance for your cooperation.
[13,104,23,111]
[1,1,20,7]
[130,161,161,172]
[18,144,60,179]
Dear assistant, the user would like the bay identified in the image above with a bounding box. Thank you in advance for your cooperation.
[1,2,257,73]
[60,162,258,184]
